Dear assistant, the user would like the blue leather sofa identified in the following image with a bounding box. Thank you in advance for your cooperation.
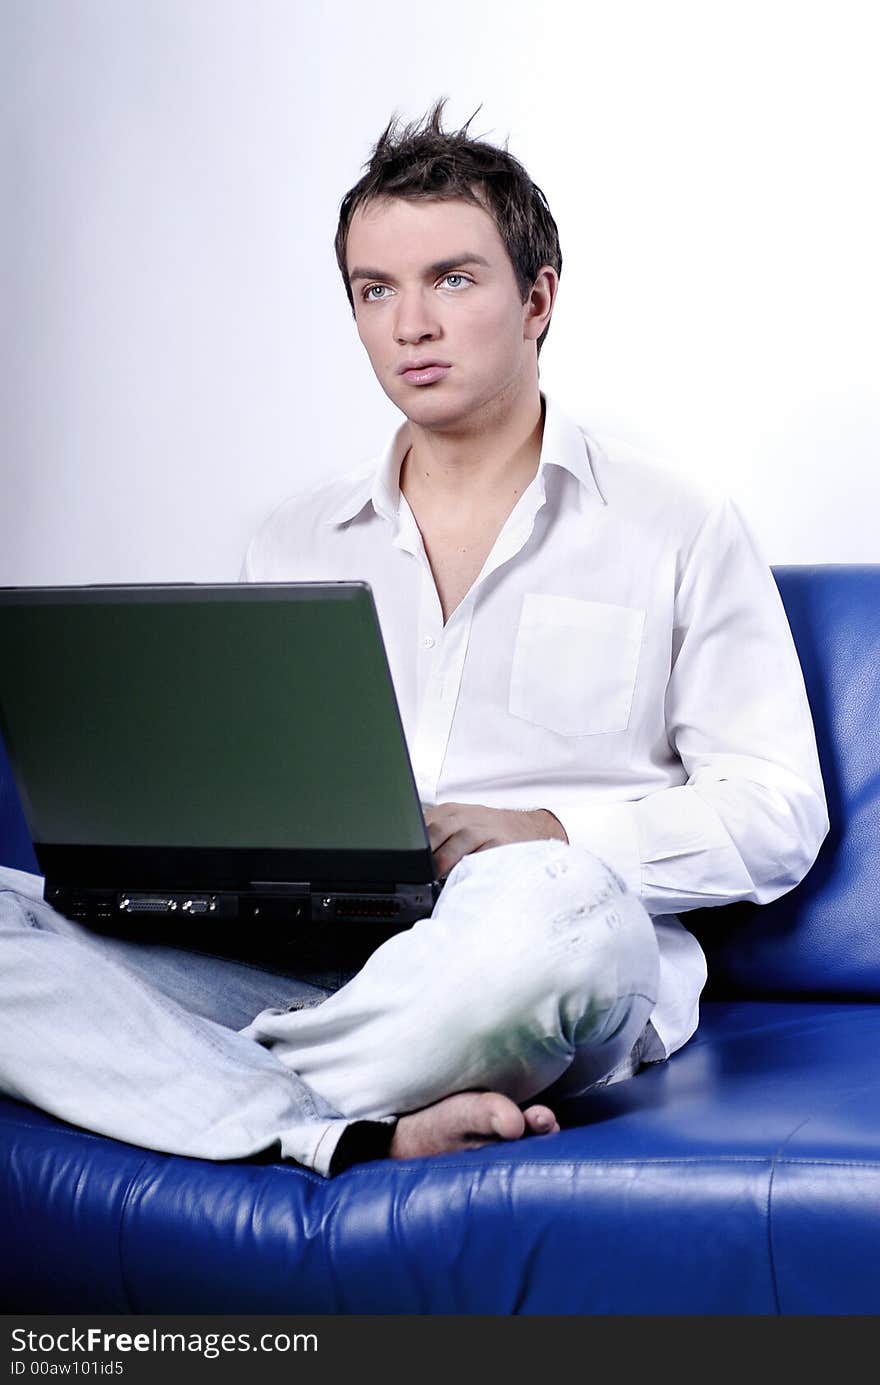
[1,565,878,1314]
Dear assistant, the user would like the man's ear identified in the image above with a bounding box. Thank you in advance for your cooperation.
[524,266,559,343]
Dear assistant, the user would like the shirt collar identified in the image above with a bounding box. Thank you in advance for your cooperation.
[322,391,606,527]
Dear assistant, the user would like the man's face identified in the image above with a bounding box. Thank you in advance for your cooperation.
[345,195,542,427]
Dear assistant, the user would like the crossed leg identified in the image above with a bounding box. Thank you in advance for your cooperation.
[241,839,659,1163]
[0,839,657,1176]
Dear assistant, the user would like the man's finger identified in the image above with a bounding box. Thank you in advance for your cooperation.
[433,826,493,878]
[424,817,454,853]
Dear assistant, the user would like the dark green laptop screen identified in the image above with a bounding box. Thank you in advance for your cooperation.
[0,584,427,853]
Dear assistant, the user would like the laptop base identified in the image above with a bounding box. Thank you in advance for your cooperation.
[47,880,439,928]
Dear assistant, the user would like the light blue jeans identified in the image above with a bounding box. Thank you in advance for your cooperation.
[0,839,660,1176]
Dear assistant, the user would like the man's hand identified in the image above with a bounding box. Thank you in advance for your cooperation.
[422,802,569,879]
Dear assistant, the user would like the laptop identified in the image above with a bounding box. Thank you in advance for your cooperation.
[0,581,443,964]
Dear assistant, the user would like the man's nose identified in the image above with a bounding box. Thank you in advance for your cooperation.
[393,289,441,343]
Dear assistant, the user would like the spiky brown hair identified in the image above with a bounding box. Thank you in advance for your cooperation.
[334,98,562,356]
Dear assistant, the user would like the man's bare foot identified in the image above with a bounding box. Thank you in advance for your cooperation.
[390,1091,560,1160]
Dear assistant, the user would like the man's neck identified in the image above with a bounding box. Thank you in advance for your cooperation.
[399,385,546,524]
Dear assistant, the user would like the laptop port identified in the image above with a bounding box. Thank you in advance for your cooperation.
[119,895,178,913]
[117,894,217,914]
[320,896,402,919]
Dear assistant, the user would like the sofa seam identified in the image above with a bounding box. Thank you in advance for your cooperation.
[114,1156,150,1313]
[331,1154,776,1177]
[764,1150,782,1314]
[765,1071,880,1314]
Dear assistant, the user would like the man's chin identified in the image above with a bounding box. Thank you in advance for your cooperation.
[383,379,472,428]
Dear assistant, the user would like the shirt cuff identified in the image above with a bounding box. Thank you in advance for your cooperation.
[545,800,642,898]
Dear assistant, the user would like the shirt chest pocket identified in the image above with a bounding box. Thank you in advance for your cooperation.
[508,593,646,737]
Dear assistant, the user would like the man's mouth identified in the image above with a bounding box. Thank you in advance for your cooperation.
[398,363,452,386]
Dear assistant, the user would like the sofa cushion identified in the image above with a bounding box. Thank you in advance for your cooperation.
[2,997,879,1315]
[691,565,880,999]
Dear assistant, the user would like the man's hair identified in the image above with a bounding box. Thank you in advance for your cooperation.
[334,97,562,357]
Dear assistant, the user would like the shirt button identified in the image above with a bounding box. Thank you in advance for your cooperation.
[422,636,436,649]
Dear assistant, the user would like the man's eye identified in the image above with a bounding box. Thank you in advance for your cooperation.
[361,274,471,302]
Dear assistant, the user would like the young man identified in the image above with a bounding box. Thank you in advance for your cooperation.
[0,101,828,1177]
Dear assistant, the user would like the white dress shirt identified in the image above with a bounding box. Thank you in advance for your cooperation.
[242,392,829,1062]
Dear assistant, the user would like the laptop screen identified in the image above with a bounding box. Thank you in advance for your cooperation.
[0,583,429,856]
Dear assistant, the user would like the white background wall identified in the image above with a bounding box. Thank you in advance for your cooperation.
[2,0,877,585]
